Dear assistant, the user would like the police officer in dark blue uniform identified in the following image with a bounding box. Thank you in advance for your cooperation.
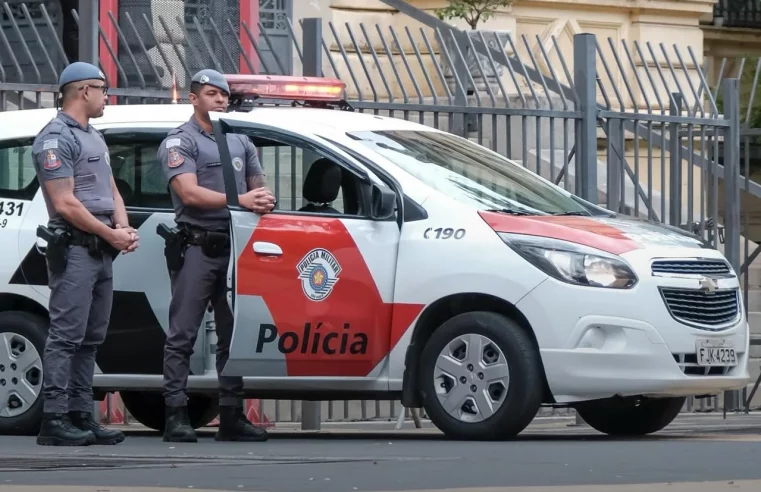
[157,69,276,443]
[32,62,139,446]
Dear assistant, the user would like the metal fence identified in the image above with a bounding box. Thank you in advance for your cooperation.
[1,0,758,424]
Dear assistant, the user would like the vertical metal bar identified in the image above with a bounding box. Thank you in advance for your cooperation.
[669,93,683,227]
[78,0,99,65]
[573,33,598,203]
[300,17,323,431]
[722,77,741,413]
[607,119,622,212]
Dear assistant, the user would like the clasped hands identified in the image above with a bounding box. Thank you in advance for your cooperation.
[108,224,140,255]
[240,187,276,214]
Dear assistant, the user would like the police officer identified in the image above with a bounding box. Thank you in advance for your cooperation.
[31,62,139,446]
[157,69,276,443]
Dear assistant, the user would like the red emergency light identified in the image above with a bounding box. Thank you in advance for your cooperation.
[224,74,346,102]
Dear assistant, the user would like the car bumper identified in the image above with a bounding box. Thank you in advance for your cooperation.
[516,278,751,403]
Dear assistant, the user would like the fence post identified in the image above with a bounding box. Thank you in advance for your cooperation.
[722,77,741,413]
[669,92,683,227]
[300,17,323,431]
[77,0,99,65]
[573,33,598,204]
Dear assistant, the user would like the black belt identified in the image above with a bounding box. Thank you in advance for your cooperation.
[68,227,101,247]
[180,224,230,256]
[66,227,118,258]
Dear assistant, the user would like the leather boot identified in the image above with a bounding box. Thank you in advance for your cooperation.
[215,405,268,442]
[36,412,96,446]
[163,405,197,443]
[68,411,125,445]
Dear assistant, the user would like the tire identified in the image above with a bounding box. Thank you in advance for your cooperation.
[418,311,543,440]
[574,396,686,436]
[120,391,219,432]
[0,311,48,436]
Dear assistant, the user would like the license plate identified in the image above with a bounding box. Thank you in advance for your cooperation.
[696,338,738,367]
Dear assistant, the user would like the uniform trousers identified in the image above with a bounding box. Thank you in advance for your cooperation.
[43,245,113,414]
[162,244,243,407]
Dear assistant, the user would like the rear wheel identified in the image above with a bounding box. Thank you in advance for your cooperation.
[0,311,47,436]
[418,311,543,440]
[574,396,686,436]
[120,391,219,432]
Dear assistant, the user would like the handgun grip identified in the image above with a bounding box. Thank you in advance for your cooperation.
[36,225,54,242]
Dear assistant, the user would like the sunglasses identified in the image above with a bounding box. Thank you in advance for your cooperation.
[80,84,109,96]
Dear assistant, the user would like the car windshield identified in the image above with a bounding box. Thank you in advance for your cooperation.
[347,130,592,216]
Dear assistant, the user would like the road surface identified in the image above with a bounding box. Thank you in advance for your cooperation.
[1,413,761,491]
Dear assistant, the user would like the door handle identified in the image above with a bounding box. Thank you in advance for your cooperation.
[253,241,283,256]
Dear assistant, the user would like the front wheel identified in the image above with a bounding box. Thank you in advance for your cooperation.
[418,311,543,440]
[120,391,219,432]
[574,396,686,436]
[0,311,47,436]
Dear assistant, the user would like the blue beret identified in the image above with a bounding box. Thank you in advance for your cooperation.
[58,62,106,88]
[191,69,230,94]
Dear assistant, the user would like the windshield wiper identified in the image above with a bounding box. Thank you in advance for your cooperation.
[484,208,536,216]
[550,211,592,216]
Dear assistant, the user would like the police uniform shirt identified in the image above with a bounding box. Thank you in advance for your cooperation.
[158,116,263,232]
[31,111,115,229]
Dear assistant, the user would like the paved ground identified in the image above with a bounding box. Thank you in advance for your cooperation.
[2,413,761,491]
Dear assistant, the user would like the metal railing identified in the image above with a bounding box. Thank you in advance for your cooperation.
[713,0,761,29]
[1,0,757,426]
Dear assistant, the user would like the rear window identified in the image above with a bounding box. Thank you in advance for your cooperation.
[0,139,39,200]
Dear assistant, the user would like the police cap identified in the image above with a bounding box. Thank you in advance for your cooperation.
[58,61,106,88]
[191,69,230,95]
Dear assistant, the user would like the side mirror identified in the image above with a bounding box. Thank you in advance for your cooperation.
[371,184,397,220]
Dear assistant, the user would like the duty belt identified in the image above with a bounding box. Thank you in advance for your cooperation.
[180,224,231,257]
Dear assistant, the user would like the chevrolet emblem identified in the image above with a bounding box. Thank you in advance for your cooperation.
[698,277,719,294]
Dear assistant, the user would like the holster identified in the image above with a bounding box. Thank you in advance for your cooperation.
[157,223,189,272]
[37,225,71,275]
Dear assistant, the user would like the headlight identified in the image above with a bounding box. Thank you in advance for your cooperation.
[498,233,638,289]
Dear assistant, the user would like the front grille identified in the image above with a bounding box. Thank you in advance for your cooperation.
[652,259,731,276]
[660,287,740,329]
[672,353,737,376]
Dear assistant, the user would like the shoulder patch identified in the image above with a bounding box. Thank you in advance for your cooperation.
[43,139,58,150]
[167,147,184,168]
[43,149,61,171]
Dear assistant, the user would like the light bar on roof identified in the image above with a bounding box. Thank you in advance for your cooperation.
[224,74,346,102]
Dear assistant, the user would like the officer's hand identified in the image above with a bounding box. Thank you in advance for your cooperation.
[240,188,276,214]
[116,224,140,254]
[107,227,137,252]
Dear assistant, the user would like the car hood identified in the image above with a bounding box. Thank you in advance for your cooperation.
[478,211,713,256]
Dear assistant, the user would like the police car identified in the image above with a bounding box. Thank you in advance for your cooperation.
[0,74,750,440]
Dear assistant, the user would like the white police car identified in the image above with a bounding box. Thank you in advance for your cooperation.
[0,75,749,440]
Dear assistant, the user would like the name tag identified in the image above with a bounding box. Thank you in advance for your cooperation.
[206,161,221,167]
[88,156,101,162]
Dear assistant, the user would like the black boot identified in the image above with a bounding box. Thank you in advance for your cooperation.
[36,413,96,446]
[215,405,268,442]
[68,411,125,445]
[163,405,197,443]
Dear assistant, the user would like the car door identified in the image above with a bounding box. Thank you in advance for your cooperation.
[214,121,406,389]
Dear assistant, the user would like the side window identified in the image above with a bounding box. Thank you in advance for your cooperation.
[104,132,172,209]
[0,139,39,200]
[255,141,365,217]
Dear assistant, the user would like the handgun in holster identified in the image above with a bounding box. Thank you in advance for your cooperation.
[157,223,189,272]
[37,225,71,275]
